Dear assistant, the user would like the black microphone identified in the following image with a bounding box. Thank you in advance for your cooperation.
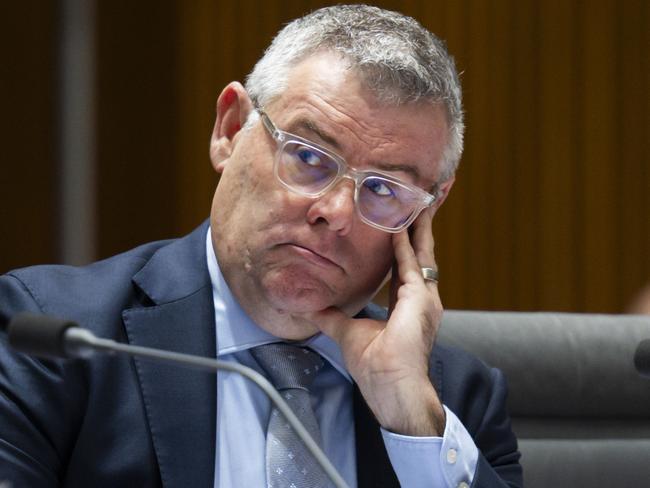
[7,312,349,488]
[8,313,78,357]
[634,339,650,379]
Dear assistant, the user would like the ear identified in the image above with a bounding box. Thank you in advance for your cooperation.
[209,81,254,173]
[431,175,455,212]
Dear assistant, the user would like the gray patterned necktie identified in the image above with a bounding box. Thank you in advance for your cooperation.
[251,343,328,488]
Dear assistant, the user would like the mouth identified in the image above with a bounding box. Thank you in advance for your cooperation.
[281,243,342,271]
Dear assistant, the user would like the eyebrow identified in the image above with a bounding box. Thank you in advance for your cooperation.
[288,118,342,151]
[286,117,425,185]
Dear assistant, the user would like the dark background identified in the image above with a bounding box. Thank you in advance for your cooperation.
[2,0,648,313]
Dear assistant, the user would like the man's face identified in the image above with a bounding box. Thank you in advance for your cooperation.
[210,53,450,338]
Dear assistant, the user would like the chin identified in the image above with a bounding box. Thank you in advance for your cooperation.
[261,269,337,314]
[265,287,333,314]
[259,266,379,317]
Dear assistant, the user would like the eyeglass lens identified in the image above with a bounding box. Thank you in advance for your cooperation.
[278,140,422,229]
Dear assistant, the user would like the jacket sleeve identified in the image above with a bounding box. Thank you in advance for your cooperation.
[435,345,522,488]
[0,274,85,487]
[467,367,523,487]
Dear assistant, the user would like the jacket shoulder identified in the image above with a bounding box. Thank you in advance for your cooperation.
[1,237,175,324]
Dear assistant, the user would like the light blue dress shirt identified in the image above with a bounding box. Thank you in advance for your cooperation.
[207,230,478,487]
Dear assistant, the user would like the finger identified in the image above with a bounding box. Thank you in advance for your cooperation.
[410,209,441,297]
[392,230,422,285]
[405,210,444,312]
[411,207,436,268]
[388,258,400,313]
[393,213,436,286]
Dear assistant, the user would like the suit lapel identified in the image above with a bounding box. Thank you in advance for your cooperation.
[122,222,217,488]
[353,385,400,488]
[352,303,399,487]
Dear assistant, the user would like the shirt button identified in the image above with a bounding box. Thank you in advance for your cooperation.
[457,482,469,488]
[446,448,458,464]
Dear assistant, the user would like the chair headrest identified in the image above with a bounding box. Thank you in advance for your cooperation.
[438,311,650,417]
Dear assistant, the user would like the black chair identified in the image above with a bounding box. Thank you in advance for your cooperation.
[438,310,650,488]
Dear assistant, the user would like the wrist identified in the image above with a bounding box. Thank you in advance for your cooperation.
[368,378,446,436]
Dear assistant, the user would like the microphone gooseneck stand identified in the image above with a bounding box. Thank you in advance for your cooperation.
[8,313,350,488]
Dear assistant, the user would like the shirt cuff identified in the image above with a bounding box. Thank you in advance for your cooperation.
[381,405,478,488]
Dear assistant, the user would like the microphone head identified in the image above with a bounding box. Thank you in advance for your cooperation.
[8,312,79,359]
[634,339,650,379]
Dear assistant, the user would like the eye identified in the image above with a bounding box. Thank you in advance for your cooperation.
[364,178,395,197]
[295,147,322,167]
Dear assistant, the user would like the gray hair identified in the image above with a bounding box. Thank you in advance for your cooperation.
[245,4,464,181]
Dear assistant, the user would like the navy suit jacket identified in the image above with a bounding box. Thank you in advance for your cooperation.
[0,222,522,487]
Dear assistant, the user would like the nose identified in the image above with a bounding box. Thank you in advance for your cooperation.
[306,179,356,235]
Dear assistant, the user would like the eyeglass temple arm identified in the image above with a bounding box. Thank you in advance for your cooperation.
[257,108,283,142]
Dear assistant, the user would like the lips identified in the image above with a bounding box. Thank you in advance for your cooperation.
[281,243,342,270]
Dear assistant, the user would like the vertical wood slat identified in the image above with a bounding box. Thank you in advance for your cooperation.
[486,0,515,309]
[176,0,225,234]
[95,1,180,258]
[617,0,650,310]
[461,0,492,309]
[642,0,650,308]
[538,0,578,311]
[0,2,58,272]
[641,2,650,298]
[510,0,541,310]
[644,0,650,306]
[579,0,618,312]
[431,0,468,310]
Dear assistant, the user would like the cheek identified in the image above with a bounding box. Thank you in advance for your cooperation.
[212,160,309,246]
[371,241,394,278]
[215,150,273,217]
[334,234,393,312]
[349,231,393,278]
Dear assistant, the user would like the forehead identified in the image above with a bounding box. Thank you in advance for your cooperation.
[265,53,449,186]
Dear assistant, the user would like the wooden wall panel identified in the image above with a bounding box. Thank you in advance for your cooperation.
[485,0,516,310]
[579,0,619,312]
[430,0,469,309]
[538,0,579,311]
[418,0,649,312]
[643,0,649,299]
[4,1,649,314]
[175,0,223,232]
[1,2,58,273]
[95,1,181,257]
[460,0,494,310]
[617,0,650,311]
[509,0,541,311]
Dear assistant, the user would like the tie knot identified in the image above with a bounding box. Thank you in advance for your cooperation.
[251,343,324,391]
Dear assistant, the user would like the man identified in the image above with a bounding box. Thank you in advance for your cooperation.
[0,5,522,487]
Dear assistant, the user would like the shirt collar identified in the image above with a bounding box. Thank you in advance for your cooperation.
[206,228,351,382]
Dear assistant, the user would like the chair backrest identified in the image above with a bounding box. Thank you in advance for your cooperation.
[438,310,650,488]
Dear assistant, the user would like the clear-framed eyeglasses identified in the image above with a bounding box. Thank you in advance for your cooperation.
[258,108,437,233]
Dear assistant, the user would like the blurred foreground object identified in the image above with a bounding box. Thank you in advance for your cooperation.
[628,284,650,315]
